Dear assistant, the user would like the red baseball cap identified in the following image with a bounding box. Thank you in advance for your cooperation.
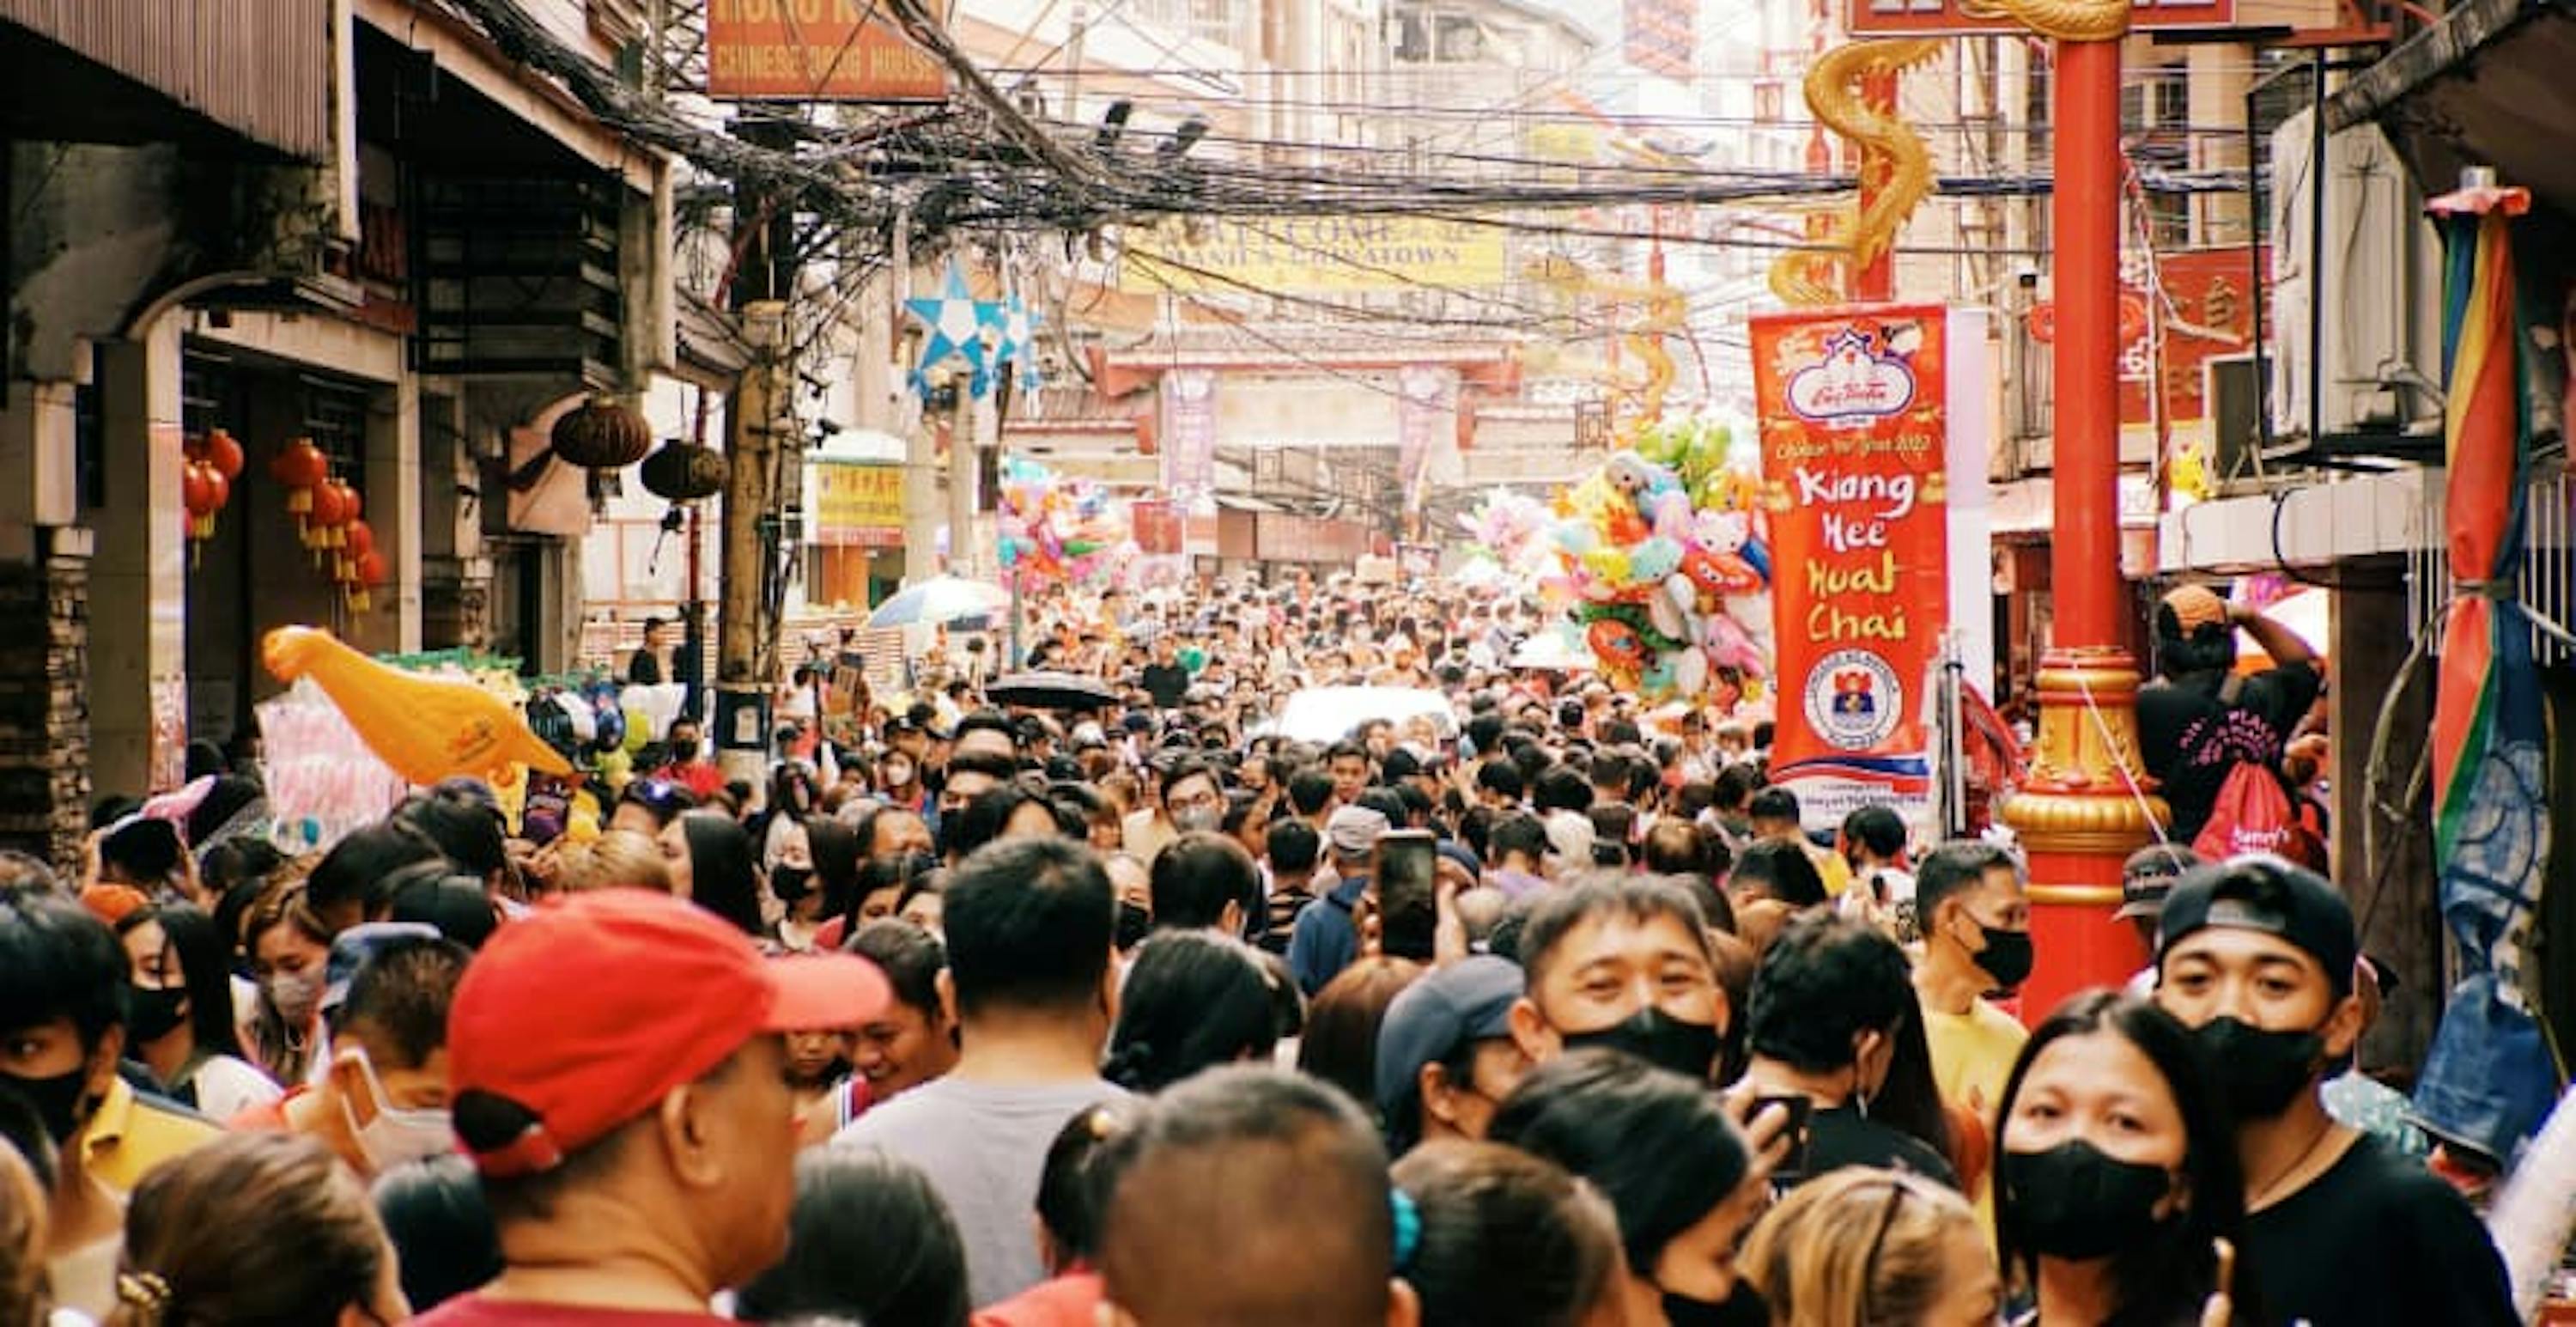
[449,888,890,1177]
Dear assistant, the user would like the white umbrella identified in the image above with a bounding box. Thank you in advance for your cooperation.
[1510,630,1594,672]
[1270,686,1460,744]
[866,575,1010,629]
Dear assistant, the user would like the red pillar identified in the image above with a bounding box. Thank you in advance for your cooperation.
[2048,40,2124,650]
[2002,36,2164,1020]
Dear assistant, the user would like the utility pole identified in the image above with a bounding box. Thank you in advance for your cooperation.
[720,120,798,783]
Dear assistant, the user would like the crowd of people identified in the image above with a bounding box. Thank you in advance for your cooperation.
[0,571,2525,1326]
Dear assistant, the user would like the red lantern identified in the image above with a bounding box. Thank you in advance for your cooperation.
[181,460,228,540]
[350,550,388,613]
[300,480,337,551]
[204,429,246,482]
[270,438,328,519]
[341,519,375,582]
[326,483,361,550]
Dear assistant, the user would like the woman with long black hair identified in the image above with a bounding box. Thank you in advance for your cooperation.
[1994,990,2251,1326]
[115,904,282,1117]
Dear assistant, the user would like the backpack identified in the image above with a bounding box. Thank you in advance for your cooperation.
[2190,676,2328,868]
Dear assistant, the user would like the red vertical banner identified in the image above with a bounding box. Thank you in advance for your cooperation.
[1750,305,1951,831]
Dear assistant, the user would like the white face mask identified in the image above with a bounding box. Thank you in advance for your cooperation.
[339,1047,455,1171]
[266,970,323,1025]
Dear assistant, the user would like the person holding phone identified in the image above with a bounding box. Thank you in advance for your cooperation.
[1735,913,1959,1191]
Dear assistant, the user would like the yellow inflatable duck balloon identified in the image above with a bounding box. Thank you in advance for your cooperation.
[263,626,574,788]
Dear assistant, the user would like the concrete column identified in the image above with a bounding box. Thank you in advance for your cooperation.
[348,374,423,654]
[0,382,93,865]
[2188,43,2253,247]
[91,319,189,797]
[2330,561,2435,1074]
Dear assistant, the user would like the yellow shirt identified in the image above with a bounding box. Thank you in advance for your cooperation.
[1922,995,2027,1239]
[77,1077,222,1193]
[1810,843,1855,898]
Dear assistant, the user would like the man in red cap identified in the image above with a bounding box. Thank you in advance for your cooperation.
[416,888,890,1325]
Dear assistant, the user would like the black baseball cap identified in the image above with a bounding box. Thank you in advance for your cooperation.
[2115,843,2202,921]
[2156,858,2357,995]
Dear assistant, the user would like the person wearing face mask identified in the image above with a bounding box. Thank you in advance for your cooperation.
[1504,875,1730,1084]
[878,740,930,815]
[0,886,222,1319]
[113,904,282,1121]
[1911,842,2033,1140]
[233,923,471,1181]
[240,880,334,1087]
[2152,860,2515,1327]
[652,717,724,802]
[1739,913,1959,1191]
[1991,991,2250,1327]
[769,813,854,955]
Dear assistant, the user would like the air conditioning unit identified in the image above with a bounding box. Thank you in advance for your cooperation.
[2205,353,2303,483]
[2267,112,2438,444]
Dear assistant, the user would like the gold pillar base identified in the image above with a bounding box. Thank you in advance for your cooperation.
[2001,646,2168,855]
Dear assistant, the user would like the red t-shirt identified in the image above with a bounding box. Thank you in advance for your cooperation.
[415,1296,729,1326]
[973,1273,1103,1327]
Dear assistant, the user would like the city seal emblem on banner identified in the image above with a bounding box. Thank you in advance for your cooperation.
[1805,647,1904,751]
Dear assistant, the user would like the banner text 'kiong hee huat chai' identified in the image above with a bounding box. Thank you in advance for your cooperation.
[1751,304,1954,832]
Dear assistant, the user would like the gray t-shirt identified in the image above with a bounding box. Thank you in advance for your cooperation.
[834,1075,1132,1307]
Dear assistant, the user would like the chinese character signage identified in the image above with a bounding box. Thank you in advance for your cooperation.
[2118,246,2264,426]
[706,0,947,101]
[1848,0,2232,34]
[811,462,905,548]
[1751,305,1950,829]
[1120,216,1507,295]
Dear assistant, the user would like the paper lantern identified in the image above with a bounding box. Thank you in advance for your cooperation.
[639,440,727,502]
[270,438,329,518]
[203,428,246,482]
[550,397,653,470]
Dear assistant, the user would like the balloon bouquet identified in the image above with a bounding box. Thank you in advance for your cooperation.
[1457,490,1554,590]
[997,458,1135,591]
[1534,417,1776,707]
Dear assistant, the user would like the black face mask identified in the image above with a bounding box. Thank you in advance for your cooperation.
[668,739,699,762]
[2191,1015,2324,1119]
[1561,1006,1722,1082]
[1661,1286,1768,1327]
[128,984,190,1043]
[0,1065,94,1144]
[1999,1140,2174,1261]
[1115,902,1154,953]
[771,866,814,906]
[1971,921,2035,990]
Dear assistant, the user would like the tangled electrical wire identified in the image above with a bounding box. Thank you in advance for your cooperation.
[440,0,2250,254]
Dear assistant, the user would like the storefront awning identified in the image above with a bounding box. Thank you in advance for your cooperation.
[2328,0,2576,216]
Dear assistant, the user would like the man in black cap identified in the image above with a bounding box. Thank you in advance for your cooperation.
[2153,857,2513,1327]
[2115,843,2198,993]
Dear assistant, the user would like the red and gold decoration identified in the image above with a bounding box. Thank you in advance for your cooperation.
[264,439,384,613]
[1965,0,2159,1014]
[179,428,245,559]
[270,436,330,532]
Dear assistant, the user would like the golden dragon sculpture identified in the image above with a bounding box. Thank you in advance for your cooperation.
[1765,0,2128,305]
[1525,254,1686,439]
[1767,37,1945,307]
